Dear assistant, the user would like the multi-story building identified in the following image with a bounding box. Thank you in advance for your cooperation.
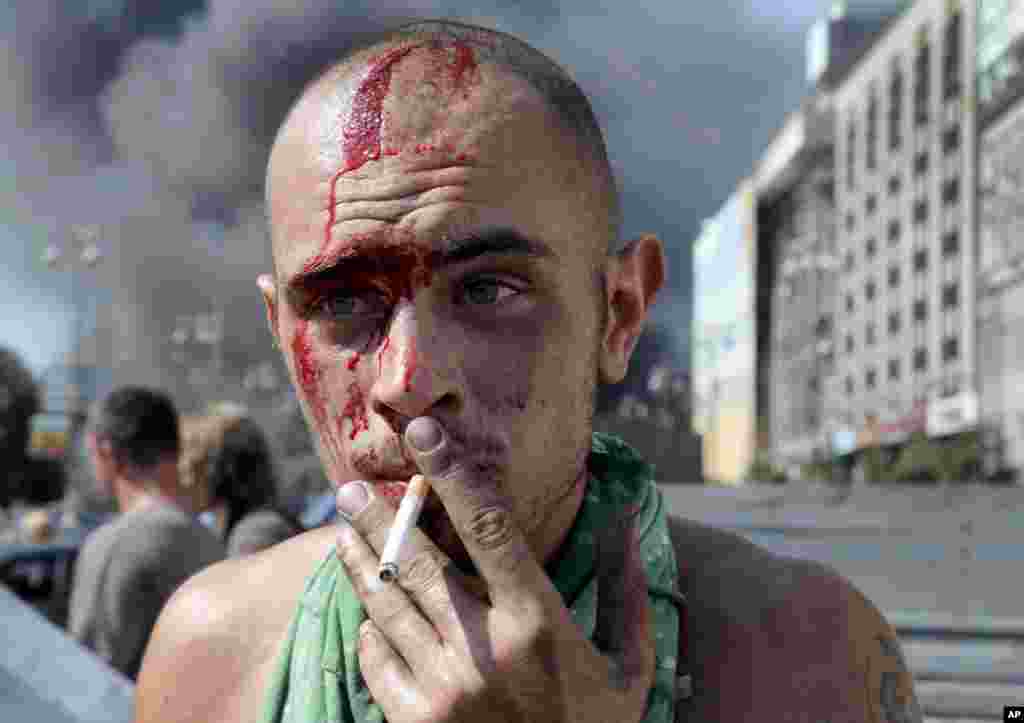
[976,0,1024,479]
[754,97,837,475]
[753,2,907,476]
[829,0,976,478]
[691,180,759,483]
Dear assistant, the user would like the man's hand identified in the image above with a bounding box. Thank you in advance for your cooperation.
[334,416,656,723]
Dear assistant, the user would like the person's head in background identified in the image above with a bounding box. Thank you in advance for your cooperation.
[85,387,189,515]
[0,346,40,507]
[180,412,298,548]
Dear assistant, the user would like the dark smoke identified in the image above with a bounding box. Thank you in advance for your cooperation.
[8,0,801,428]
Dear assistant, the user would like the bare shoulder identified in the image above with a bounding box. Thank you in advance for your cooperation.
[134,525,339,723]
[667,515,922,722]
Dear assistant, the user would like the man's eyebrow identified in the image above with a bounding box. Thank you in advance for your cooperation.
[286,228,554,292]
[436,228,555,266]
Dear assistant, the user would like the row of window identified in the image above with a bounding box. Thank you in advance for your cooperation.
[843,270,960,313]
[844,165,960,235]
[847,12,962,191]
[843,278,954,317]
[844,228,960,272]
[843,337,959,395]
[843,288,957,349]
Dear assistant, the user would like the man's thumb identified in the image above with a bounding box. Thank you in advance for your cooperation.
[592,506,651,675]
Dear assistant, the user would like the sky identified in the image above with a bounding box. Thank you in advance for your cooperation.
[0,0,832,389]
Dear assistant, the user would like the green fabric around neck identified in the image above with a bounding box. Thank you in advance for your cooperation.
[260,432,681,723]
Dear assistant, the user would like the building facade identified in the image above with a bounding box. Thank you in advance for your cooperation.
[754,97,838,475]
[691,181,759,483]
[976,0,1024,479]
[829,0,977,477]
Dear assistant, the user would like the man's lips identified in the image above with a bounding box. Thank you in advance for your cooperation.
[368,478,445,516]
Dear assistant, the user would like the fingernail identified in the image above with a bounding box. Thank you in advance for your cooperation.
[337,481,370,518]
[407,417,443,452]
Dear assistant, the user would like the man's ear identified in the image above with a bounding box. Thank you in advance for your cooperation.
[598,234,666,385]
[257,274,281,349]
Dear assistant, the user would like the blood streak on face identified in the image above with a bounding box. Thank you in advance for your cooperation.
[303,44,419,277]
[291,45,420,453]
[449,42,478,96]
[291,41,482,458]
[339,381,369,440]
[291,320,324,426]
[376,480,409,509]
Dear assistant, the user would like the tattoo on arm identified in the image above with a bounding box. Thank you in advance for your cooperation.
[876,634,923,723]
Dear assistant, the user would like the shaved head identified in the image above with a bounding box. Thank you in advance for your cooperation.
[267,20,622,262]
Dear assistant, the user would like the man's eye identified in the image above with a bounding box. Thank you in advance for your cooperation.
[320,292,384,318]
[460,279,521,306]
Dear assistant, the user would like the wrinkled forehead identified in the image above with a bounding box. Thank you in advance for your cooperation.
[265,41,600,277]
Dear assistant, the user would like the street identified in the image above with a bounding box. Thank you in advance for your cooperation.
[661,480,1024,720]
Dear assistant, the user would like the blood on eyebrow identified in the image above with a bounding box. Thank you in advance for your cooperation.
[297,242,437,305]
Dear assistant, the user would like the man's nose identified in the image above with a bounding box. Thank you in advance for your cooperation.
[370,300,460,424]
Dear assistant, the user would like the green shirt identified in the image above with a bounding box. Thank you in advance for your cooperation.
[261,432,682,723]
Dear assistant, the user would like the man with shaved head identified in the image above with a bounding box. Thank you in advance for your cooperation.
[135,20,921,723]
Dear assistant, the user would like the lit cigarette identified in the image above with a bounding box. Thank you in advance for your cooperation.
[378,474,431,583]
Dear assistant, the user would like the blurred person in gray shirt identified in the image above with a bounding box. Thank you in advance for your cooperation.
[67,387,224,680]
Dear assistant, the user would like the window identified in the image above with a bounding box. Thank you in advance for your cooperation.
[888,310,901,335]
[866,237,877,259]
[942,177,960,205]
[942,336,959,362]
[942,230,960,257]
[889,64,903,151]
[944,12,961,100]
[866,368,877,389]
[845,251,855,271]
[867,92,878,171]
[866,194,877,216]
[913,199,929,224]
[942,281,959,309]
[888,219,901,244]
[915,34,930,126]
[846,294,855,313]
[913,298,928,323]
[914,248,929,272]
[866,322,876,346]
[846,212,856,231]
[913,346,928,371]
[846,334,854,353]
[846,376,855,396]
[866,279,876,301]
[888,265,901,288]
[888,358,901,380]
[914,151,929,176]
[942,125,960,154]
[888,174,902,196]
[847,120,857,190]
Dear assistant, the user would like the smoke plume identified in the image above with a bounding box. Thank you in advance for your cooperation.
[5,0,833,429]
